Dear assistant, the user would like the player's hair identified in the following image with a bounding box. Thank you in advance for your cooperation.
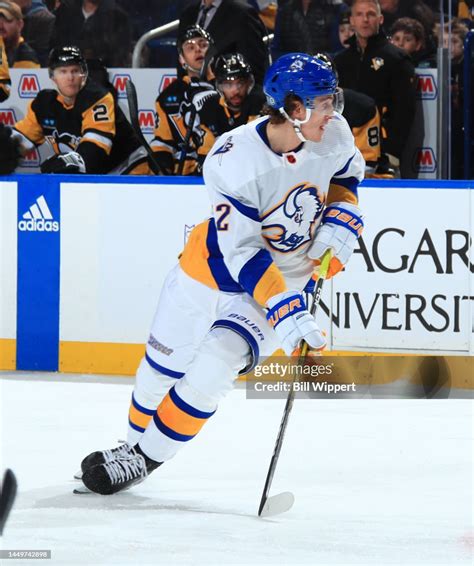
[351,0,382,16]
[443,18,469,42]
[390,17,425,44]
[264,94,303,124]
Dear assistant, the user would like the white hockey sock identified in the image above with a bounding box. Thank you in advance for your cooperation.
[127,356,178,445]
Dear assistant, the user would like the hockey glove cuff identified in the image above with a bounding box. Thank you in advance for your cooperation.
[266,291,326,356]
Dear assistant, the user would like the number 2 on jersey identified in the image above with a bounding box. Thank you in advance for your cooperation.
[216,204,231,231]
[93,104,109,122]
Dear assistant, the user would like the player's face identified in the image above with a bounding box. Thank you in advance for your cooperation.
[181,37,210,74]
[300,95,335,142]
[391,31,421,54]
[219,77,250,110]
[350,2,383,40]
[52,65,86,99]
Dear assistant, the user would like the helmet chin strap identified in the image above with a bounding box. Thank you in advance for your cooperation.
[279,108,312,142]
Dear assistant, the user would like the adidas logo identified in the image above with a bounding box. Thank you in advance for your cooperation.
[18,195,59,232]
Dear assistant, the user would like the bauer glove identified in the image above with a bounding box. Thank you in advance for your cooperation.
[266,291,326,356]
[308,201,363,279]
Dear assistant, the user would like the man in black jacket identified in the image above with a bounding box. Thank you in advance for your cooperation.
[334,0,416,172]
[50,0,132,67]
[178,0,269,86]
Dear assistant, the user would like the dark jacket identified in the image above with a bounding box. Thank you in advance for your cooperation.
[24,0,55,66]
[179,0,269,85]
[51,0,132,67]
[272,0,348,57]
[334,31,416,159]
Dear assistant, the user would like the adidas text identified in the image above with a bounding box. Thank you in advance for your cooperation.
[18,219,59,232]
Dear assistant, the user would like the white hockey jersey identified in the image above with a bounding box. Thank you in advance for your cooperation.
[179,114,365,306]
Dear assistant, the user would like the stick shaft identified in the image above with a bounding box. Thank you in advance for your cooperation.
[125,80,163,176]
[257,251,332,516]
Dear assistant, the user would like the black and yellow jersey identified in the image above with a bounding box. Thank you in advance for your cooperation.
[13,79,146,174]
[342,88,381,166]
[199,87,266,139]
[151,76,220,175]
[9,38,40,69]
[0,37,10,102]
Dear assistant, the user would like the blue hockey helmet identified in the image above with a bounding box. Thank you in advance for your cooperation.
[263,53,338,111]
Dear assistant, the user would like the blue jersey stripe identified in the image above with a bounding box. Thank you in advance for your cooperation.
[206,219,243,292]
[334,154,355,177]
[330,175,359,196]
[220,192,260,222]
[238,249,274,296]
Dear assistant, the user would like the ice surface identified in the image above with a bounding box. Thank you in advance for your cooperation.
[0,373,472,566]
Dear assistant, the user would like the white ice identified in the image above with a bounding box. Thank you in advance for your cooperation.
[0,372,472,566]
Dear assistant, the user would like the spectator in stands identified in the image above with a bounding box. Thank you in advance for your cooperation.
[12,0,55,65]
[179,0,269,86]
[116,0,193,41]
[390,16,435,67]
[444,18,469,178]
[379,0,434,38]
[51,0,132,67]
[0,1,39,66]
[3,45,150,174]
[0,35,11,99]
[272,0,349,57]
[200,52,265,133]
[151,25,221,175]
[334,0,416,175]
[338,12,354,50]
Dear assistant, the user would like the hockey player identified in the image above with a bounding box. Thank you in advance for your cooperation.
[79,53,365,495]
[2,45,149,175]
[198,52,266,137]
[0,36,10,101]
[151,25,220,175]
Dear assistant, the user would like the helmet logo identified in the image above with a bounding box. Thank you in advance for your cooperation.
[289,60,304,71]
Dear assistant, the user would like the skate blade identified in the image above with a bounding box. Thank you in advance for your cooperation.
[258,491,295,517]
[73,484,93,494]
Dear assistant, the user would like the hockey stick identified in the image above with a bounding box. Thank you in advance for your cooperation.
[177,44,216,175]
[0,469,17,535]
[125,79,164,176]
[258,250,332,518]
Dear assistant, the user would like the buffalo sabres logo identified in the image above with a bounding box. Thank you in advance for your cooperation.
[289,59,304,72]
[262,183,325,252]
